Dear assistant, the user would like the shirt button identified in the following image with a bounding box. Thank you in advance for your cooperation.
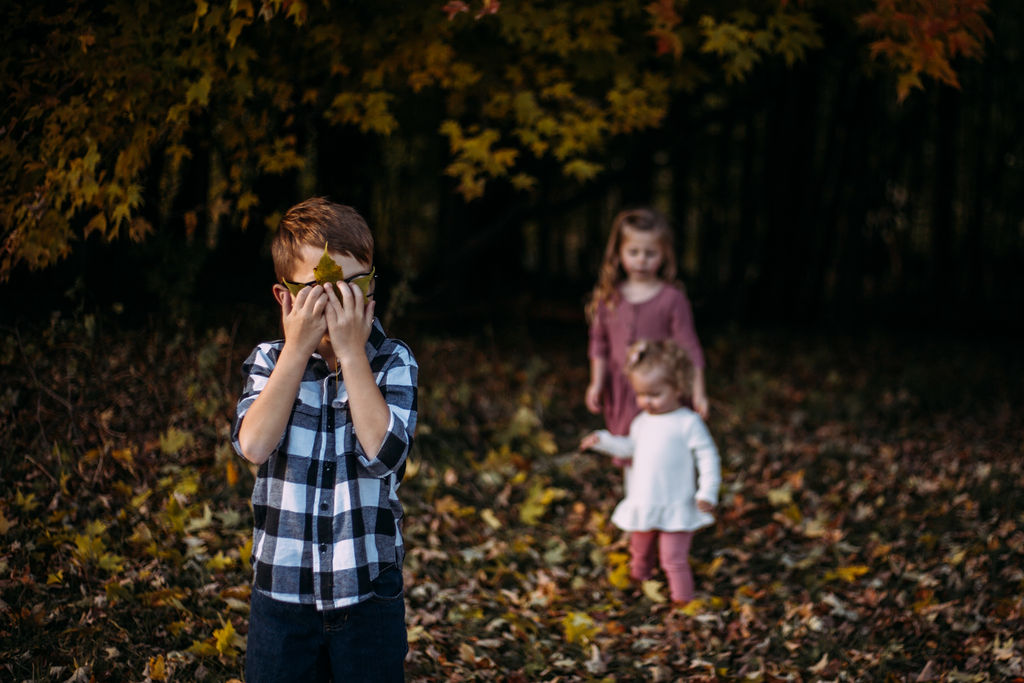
[320,502,328,511]
[319,543,327,553]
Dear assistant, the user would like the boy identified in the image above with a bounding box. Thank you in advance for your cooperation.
[232,197,417,682]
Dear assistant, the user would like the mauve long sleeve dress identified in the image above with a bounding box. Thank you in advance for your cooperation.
[588,284,705,435]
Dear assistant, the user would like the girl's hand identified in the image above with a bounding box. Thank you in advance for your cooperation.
[692,388,709,419]
[325,282,375,365]
[280,285,328,357]
[585,382,603,414]
[696,499,715,514]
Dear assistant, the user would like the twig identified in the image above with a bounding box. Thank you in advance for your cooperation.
[24,454,58,486]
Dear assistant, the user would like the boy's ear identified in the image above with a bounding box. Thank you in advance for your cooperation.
[272,283,290,308]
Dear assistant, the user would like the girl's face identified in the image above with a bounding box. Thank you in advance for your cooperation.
[618,227,665,283]
[629,367,683,415]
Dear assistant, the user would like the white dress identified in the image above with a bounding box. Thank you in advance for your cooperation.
[591,407,720,532]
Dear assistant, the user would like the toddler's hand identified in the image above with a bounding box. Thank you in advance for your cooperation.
[281,285,328,356]
[697,499,715,514]
[579,432,600,452]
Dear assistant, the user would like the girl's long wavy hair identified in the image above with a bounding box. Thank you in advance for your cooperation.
[625,339,694,402]
[585,207,679,322]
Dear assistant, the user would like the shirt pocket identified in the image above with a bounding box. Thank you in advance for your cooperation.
[292,384,324,420]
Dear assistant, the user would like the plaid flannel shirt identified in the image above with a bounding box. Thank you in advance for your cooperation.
[231,319,417,610]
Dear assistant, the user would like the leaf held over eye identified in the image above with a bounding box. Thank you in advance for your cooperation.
[312,244,375,297]
[313,244,346,287]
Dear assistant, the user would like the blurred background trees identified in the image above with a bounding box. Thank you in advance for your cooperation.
[2,0,1018,331]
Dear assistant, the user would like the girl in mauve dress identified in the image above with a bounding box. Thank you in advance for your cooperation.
[581,339,720,604]
[585,207,707,441]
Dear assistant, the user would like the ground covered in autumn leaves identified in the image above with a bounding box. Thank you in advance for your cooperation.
[2,312,1022,681]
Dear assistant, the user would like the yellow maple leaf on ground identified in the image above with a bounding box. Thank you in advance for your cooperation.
[641,579,667,603]
[562,611,600,645]
[824,565,870,583]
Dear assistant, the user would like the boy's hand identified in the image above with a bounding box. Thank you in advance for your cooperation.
[697,499,715,514]
[281,285,328,356]
[325,281,375,364]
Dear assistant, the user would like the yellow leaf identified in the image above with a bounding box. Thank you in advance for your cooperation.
[47,570,64,585]
[562,159,602,182]
[824,565,870,583]
[147,654,167,681]
[562,611,600,645]
[0,510,13,534]
[607,551,632,589]
[480,508,502,530]
[641,579,667,603]
[206,551,235,571]
[188,640,219,657]
[214,619,239,656]
[97,552,125,573]
[111,448,134,467]
[159,427,194,455]
[766,485,792,506]
[679,598,706,615]
[703,555,725,576]
[186,75,213,107]
[15,490,39,513]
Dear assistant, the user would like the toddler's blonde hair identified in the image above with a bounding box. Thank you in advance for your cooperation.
[625,339,694,401]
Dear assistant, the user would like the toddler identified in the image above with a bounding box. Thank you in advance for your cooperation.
[581,339,720,604]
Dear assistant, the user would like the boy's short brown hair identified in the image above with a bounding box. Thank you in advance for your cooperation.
[271,197,374,281]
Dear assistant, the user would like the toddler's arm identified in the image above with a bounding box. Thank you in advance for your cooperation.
[579,430,634,460]
[690,418,721,511]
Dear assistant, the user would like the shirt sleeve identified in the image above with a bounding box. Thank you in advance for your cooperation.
[588,429,635,459]
[588,303,610,361]
[668,286,706,368]
[230,342,285,458]
[348,341,418,479]
[688,416,721,505]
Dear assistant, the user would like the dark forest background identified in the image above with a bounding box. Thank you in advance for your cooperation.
[2,1,1021,339]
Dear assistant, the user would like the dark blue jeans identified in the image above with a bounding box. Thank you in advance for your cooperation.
[245,566,407,682]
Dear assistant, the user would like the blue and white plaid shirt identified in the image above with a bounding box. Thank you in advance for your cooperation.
[231,319,418,610]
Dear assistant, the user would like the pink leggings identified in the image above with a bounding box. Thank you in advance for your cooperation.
[629,530,695,603]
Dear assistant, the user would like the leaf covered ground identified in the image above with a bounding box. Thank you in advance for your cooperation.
[1,314,1022,681]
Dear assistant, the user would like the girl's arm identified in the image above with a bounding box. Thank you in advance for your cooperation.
[692,366,708,418]
[585,356,606,414]
[668,287,709,417]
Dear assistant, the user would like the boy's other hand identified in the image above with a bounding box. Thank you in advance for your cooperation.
[281,285,328,356]
[325,281,375,365]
